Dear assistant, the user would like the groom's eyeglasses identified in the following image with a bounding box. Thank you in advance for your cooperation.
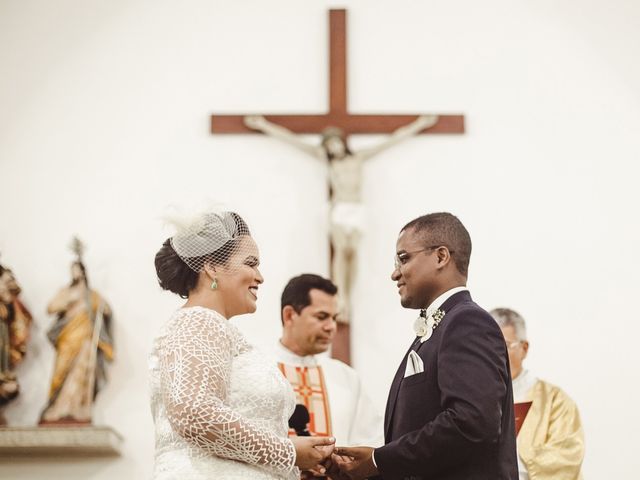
[394,246,446,270]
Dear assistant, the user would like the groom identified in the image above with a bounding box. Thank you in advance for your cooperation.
[334,212,517,479]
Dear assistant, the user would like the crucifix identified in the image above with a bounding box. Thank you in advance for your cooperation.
[211,9,465,365]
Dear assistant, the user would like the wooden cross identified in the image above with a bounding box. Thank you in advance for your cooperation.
[211,9,465,364]
[212,10,464,135]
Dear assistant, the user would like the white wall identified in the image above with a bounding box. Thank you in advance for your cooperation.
[1,0,639,478]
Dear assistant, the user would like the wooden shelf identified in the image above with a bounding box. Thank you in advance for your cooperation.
[0,426,123,457]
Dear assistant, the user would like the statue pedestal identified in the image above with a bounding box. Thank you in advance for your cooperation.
[0,426,123,457]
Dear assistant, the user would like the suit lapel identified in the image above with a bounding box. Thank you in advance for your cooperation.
[384,340,417,439]
[384,291,472,439]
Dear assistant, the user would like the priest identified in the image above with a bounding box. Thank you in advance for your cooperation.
[274,274,382,448]
[491,307,585,480]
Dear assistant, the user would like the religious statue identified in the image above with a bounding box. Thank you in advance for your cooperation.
[39,238,114,425]
[244,114,437,318]
[0,258,32,425]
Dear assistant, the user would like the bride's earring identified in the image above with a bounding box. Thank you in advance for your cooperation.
[210,278,218,290]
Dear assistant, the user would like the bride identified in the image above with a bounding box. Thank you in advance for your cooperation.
[150,210,334,479]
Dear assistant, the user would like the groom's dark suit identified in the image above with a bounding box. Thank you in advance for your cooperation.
[374,290,517,480]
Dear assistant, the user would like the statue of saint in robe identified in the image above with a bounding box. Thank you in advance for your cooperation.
[0,262,32,425]
[40,253,114,425]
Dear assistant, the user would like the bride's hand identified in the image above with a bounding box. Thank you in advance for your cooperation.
[292,436,336,471]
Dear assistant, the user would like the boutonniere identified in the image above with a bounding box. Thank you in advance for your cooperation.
[413,308,445,343]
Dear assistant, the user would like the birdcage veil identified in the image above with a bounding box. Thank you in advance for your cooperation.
[165,208,253,274]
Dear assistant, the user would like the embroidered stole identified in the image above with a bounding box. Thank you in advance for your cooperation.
[278,363,332,437]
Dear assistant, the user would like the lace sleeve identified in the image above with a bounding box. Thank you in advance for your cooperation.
[158,309,296,476]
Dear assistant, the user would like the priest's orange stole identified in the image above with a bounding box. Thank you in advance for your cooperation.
[278,363,332,437]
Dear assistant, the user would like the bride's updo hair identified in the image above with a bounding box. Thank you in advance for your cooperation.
[155,211,251,298]
[155,239,196,298]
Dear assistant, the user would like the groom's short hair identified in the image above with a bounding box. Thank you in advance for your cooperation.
[280,274,338,323]
[402,212,472,276]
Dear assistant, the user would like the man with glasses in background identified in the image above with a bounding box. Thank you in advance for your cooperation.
[491,307,585,480]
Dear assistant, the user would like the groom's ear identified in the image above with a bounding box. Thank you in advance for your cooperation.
[435,246,452,269]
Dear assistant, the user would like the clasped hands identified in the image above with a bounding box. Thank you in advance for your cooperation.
[296,438,378,480]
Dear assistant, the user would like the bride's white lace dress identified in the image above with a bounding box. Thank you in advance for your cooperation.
[149,307,299,479]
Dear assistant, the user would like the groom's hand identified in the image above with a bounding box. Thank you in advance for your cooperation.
[301,453,345,480]
[332,447,378,480]
[302,452,337,480]
[324,453,349,480]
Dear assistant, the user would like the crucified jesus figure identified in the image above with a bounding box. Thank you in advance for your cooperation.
[244,114,437,319]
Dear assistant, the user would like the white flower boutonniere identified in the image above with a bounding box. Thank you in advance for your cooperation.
[413,308,446,343]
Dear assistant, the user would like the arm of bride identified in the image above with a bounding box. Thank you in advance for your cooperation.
[159,311,333,475]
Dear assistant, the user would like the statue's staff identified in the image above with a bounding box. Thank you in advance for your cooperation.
[70,236,103,416]
[86,301,105,415]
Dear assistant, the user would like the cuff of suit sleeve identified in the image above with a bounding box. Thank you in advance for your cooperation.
[372,443,395,477]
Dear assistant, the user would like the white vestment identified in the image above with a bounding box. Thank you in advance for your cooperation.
[274,341,383,447]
